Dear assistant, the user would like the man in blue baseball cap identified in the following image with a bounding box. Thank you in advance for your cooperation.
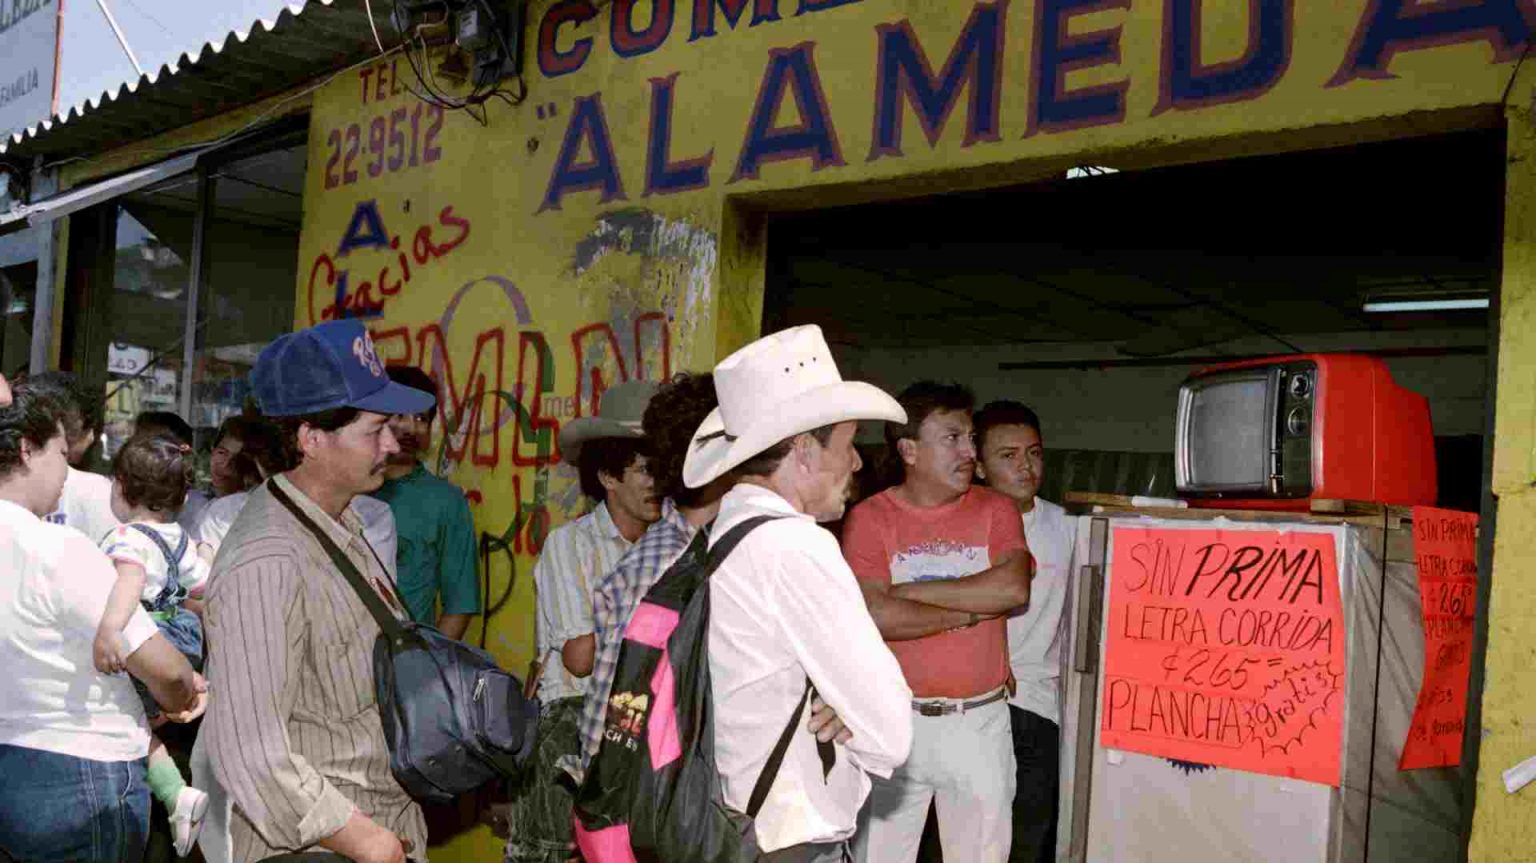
[199,320,435,863]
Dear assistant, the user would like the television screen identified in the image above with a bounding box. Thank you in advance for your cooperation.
[1185,376,1270,488]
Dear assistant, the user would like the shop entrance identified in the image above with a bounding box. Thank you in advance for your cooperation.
[760,128,1501,861]
[763,130,1500,513]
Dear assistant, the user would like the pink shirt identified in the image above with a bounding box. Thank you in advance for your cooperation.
[842,486,1027,698]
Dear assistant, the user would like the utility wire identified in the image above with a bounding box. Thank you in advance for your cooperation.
[118,0,174,40]
[95,0,146,76]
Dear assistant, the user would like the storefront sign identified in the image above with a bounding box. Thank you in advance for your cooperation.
[0,0,58,138]
[1101,526,1346,786]
[530,0,1536,213]
[1400,507,1479,770]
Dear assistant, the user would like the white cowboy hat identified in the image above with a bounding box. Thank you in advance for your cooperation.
[559,380,657,465]
[683,325,906,488]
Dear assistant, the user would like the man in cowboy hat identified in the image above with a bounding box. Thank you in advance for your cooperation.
[683,325,945,861]
[505,380,661,863]
[973,400,1074,863]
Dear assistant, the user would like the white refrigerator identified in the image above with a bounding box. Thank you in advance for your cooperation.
[1055,508,1467,863]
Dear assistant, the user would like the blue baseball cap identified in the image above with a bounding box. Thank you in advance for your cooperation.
[251,320,437,418]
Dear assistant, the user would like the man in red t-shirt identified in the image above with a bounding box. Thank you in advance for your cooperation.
[843,382,1033,863]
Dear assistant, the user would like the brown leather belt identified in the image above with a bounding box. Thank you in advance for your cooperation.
[911,688,1008,717]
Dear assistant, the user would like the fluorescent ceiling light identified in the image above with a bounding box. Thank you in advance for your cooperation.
[1362,298,1489,313]
[1067,166,1118,179]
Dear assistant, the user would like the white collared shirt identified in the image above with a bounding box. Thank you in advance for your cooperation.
[0,498,159,761]
[1007,497,1076,723]
[534,502,632,703]
[709,484,913,852]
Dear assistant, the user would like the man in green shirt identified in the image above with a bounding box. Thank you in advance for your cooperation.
[376,366,480,640]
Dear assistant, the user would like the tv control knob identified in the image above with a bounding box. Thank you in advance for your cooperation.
[1288,374,1312,399]
[1287,406,1310,437]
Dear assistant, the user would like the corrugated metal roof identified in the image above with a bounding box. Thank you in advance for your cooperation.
[1,0,392,162]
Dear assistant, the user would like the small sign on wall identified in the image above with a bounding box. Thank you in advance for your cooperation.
[1400,507,1479,770]
[107,342,151,376]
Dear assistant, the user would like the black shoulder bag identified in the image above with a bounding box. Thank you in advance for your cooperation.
[269,479,539,804]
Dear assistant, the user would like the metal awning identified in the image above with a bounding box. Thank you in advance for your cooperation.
[0,150,201,231]
[2,1,393,163]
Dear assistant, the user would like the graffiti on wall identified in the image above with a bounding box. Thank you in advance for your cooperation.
[306,198,473,323]
[302,124,720,642]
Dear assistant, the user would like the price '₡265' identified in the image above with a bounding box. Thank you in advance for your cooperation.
[324,103,445,190]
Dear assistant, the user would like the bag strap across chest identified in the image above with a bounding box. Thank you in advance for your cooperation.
[268,479,406,637]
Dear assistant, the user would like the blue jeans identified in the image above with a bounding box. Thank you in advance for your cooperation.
[133,608,203,719]
[0,744,150,863]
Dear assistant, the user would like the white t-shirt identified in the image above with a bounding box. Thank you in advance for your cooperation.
[1007,497,1076,724]
[192,492,248,552]
[179,488,213,535]
[708,484,913,852]
[196,490,397,577]
[0,499,159,762]
[100,521,211,601]
[44,467,120,545]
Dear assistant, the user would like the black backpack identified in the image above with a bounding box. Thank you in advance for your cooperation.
[270,480,538,804]
[573,516,833,862]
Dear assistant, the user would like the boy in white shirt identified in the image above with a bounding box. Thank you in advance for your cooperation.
[974,401,1076,863]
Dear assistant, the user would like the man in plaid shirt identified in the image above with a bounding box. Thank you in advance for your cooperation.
[577,371,859,779]
[577,372,728,771]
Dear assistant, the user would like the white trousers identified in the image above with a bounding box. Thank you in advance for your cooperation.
[854,694,1015,863]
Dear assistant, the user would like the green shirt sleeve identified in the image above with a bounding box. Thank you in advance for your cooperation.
[437,489,482,615]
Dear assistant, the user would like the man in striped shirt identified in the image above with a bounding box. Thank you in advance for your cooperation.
[200,321,436,863]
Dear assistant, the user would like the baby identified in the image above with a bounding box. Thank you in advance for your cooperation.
[92,432,213,857]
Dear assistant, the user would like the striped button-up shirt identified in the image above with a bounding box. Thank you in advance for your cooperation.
[201,476,425,863]
[532,502,632,704]
[577,499,698,772]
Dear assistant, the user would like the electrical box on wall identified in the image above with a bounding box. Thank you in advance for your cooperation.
[462,0,524,87]
[391,0,524,87]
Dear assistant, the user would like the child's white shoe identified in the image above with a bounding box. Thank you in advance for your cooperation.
[169,785,209,857]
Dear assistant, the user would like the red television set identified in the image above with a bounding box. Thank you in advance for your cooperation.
[1174,353,1436,509]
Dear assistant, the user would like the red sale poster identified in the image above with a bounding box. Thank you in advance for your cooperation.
[1400,507,1479,770]
[1100,526,1346,786]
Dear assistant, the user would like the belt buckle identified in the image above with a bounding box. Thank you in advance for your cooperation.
[915,701,950,717]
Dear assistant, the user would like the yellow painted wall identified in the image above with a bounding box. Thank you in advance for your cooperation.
[1472,65,1536,862]
[285,1,1534,858]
